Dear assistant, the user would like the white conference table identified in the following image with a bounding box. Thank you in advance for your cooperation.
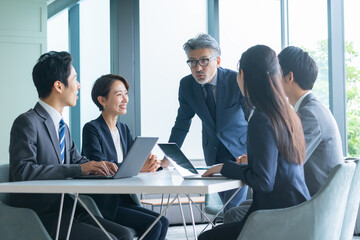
[0,169,243,240]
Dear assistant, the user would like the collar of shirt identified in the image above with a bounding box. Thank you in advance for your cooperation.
[38,100,63,139]
[202,71,218,87]
[294,90,312,112]
[248,108,255,122]
[201,71,218,101]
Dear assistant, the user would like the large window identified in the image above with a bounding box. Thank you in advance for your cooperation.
[140,0,207,159]
[48,0,110,147]
[79,0,110,129]
[344,0,360,156]
[47,10,70,124]
[288,0,329,107]
[219,0,282,71]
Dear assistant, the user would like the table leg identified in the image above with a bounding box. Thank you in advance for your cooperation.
[55,193,65,240]
[177,195,189,240]
[159,193,164,213]
[188,198,197,240]
[75,195,113,240]
[139,194,179,240]
[200,187,243,235]
[165,194,171,217]
[185,194,215,227]
[65,193,78,240]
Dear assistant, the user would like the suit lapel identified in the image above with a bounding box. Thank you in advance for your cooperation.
[192,80,216,128]
[117,122,128,156]
[98,115,118,160]
[64,126,71,164]
[215,69,226,130]
[34,103,63,164]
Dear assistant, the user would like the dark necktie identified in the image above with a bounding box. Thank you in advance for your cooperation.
[59,119,66,164]
[204,84,216,121]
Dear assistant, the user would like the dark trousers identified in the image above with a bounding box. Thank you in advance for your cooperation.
[114,204,169,240]
[198,221,245,240]
[40,196,133,240]
[69,214,133,240]
[199,202,254,240]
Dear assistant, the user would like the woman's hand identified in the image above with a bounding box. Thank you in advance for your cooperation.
[236,154,248,164]
[141,153,160,172]
[202,164,223,177]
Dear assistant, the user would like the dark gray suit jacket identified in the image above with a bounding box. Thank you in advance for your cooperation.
[298,92,344,196]
[9,103,87,220]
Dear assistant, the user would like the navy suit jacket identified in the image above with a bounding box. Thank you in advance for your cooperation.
[9,103,88,228]
[169,67,248,165]
[221,110,310,222]
[82,115,140,220]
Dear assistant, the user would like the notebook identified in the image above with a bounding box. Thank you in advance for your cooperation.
[157,143,227,180]
[75,137,158,179]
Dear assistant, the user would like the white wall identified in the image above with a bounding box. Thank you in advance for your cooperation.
[0,0,47,164]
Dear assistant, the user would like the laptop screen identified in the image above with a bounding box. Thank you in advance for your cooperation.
[158,143,198,175]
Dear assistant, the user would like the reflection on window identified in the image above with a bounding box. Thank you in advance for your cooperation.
[288,0,329,107]
[219,0,281,71]
[140,0,207,159]
[47,10,70,125]
[344,0,360,156]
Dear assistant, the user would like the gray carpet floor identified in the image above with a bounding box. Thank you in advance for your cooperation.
[165,223,212,239]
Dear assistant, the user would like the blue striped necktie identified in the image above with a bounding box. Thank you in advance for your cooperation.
[59,119,66,164]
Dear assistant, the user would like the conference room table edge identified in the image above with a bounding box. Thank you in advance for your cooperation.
[0,170,244,195]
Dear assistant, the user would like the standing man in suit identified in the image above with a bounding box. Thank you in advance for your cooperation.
[161,33,249,211]
[9,51,132,240]
[224,46,344,223]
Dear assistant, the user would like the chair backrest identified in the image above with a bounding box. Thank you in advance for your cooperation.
[237,162,355,240]
[0,164,9,204]
[204,193,224,216]
[340,159,360,240]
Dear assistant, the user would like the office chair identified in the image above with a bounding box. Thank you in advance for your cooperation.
[236,162,355,240]
[340,159,360,240]
[0,164,52,240]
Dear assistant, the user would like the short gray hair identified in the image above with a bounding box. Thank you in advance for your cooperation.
[183,33,221,56]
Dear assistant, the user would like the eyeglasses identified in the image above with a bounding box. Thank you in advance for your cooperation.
[186,56,217,68]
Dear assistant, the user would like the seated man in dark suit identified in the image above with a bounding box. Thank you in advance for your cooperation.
[9,51,132,240]
[224,46,344,223]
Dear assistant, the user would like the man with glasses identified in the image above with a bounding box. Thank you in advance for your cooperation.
[162,33,249,212]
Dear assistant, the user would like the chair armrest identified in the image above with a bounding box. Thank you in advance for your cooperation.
[0,201,52,240]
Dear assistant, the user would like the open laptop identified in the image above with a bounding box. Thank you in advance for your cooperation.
[158,143,227,180]
[75,137,158,179]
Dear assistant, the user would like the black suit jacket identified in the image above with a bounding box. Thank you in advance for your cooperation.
[82,115,140,220]
[169,67,248,165]
[221,110,310,223]
[9,103,88,228]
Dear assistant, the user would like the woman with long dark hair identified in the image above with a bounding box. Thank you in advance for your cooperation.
[199,45,310,240]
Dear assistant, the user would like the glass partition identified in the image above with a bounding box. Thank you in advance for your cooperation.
[288,0,329,107]
[344,0,360,156]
